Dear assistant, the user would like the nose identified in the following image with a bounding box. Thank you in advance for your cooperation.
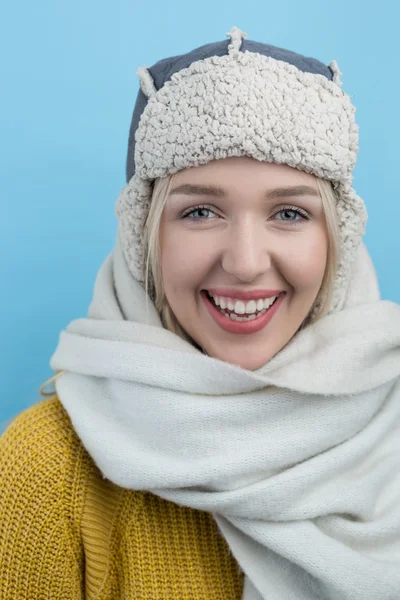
[221,218,273,283]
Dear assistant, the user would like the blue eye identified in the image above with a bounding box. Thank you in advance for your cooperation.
[181,206,217,221]
[180,205,310,224]
[274,207,309,224]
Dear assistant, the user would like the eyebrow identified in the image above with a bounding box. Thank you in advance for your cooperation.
[169,183,320,200]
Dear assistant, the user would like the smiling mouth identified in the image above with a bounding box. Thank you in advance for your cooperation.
[205,290,283,321]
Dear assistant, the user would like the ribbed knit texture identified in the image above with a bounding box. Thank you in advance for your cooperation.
[0,396,244,599]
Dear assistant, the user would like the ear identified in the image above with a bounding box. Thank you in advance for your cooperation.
[136,66,158,99]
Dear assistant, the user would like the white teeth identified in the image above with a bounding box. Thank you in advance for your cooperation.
[245,300,257,314]
[229,309,267,321]
[219,297,227,309]
[234,300,246,315]
[263,297,276,310]
[209,292,280,315]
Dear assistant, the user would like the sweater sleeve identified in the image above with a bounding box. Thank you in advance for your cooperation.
[0,397,85,599]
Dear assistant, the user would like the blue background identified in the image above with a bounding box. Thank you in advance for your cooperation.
[1,0,399,428]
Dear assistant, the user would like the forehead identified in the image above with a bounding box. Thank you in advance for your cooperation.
[170,157,319,195]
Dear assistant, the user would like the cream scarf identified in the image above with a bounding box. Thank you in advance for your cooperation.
[51,231,400,600]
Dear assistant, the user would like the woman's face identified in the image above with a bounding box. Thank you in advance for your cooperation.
[159,156,328,370]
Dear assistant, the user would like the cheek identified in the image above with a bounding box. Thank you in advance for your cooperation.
[160,231,213,292]
[279,232,328,288]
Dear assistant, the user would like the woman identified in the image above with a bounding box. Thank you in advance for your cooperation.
[1,26,400,600]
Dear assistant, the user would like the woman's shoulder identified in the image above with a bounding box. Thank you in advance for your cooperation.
[0,394,120,506]
[0,395,87,521]
[1,394,80,462]
[0,394,142,531]
[0,396,88,595]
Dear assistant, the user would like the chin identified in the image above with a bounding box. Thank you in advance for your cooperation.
[205,346,276,370]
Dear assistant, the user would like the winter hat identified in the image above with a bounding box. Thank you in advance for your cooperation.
[116,26,367,321]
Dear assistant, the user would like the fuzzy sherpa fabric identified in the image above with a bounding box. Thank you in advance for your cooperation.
[116,27,366,321]
[126,27,339,183]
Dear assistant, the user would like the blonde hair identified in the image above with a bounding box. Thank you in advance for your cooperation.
[144,171,340,343]
[40,168,340,396]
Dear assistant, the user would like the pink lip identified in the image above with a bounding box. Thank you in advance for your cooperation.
[205,288,284,301]
[201,290,285,335]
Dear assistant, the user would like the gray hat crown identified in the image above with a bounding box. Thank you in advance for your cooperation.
[126,31,335,182]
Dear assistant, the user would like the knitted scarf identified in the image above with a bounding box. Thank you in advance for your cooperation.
[51,230,400,600]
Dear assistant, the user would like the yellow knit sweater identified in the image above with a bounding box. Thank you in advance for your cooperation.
[0,396,244,599]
